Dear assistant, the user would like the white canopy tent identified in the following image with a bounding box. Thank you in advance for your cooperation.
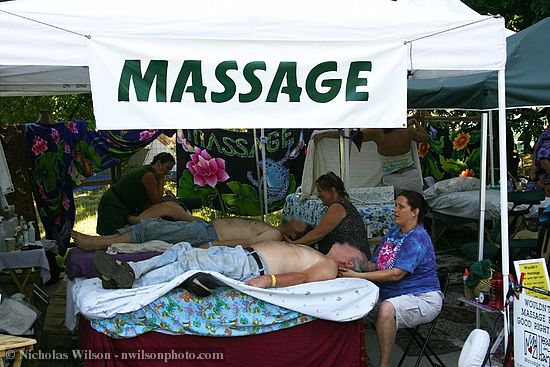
[0,0,511,347]
[0,0,505,97]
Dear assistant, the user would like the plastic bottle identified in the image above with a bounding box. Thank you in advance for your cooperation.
[27,221,36,244]
[19,215,25,227]
[22,222,29,244]
[463,268,473,299]
[490,272,504,310]
[463,268,469,284]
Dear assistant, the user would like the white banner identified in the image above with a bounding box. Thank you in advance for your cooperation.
[87,36,406,130]
[514,293,550,366]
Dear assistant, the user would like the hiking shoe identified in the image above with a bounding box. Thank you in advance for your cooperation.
[180,272,218,297]
[93,251,135,289]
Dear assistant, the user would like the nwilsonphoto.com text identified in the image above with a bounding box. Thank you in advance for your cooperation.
[4,349,224,362]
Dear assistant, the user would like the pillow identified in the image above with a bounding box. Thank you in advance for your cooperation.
[428,177,481,195]
[458,329,490,367]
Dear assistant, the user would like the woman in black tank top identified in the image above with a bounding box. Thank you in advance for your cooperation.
[286,172,370,258]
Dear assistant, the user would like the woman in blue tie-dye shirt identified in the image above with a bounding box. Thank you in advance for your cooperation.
[339,190,442,367]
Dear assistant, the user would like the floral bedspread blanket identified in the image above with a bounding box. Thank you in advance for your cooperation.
[89,286,314,338]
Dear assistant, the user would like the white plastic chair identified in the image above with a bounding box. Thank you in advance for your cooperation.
[458,329,490,367]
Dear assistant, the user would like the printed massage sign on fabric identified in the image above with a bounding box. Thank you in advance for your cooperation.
[176,129,309,216]
[86,37,408,129]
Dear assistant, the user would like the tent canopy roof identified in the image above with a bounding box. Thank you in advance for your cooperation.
[408,17,550,110]
[0,0,506,96]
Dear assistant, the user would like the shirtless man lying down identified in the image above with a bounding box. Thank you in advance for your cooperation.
[73,217,311,251]
[93,241,368,291]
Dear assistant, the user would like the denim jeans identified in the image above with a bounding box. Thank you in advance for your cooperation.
[128,242,262,287]
[117,218,218,246]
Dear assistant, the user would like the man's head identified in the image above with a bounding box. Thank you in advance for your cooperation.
[279,218,313,240]
[326,242,368,272]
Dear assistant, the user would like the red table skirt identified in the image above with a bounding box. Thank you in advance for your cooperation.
[79,316,366,367]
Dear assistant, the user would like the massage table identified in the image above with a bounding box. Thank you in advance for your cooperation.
[79,310,366,367]
[66,248,375,367]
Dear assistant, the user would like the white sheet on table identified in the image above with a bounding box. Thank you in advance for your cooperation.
[71,270,379,322]
[300,130,383,197]
[65,277,77,331]
[424,189,501,220]
[425,189,548,220]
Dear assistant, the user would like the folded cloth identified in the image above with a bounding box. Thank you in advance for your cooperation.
[108,240,173,254]
[0,295,38,335]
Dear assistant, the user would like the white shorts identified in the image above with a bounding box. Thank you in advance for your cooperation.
[386,291,443,329]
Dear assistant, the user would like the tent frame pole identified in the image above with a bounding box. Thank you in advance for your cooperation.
[260,128,269,219]
[488,112,496,186]
[338,132,346,182]
[343,128,350,188]
[252,129,265,221]
[497,69,510,352]
[477,112,489,328]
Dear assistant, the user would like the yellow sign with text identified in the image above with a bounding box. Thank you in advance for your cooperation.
[514,258,550,301]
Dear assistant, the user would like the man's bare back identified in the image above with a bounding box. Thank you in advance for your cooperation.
[212,218,283,244]
[362,127,428,156]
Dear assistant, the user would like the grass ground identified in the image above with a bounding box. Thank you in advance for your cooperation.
[73,188,105,235]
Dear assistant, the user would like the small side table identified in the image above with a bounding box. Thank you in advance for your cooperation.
[0,249,50,298]
[0,334,36,367]
[458,296,506,361]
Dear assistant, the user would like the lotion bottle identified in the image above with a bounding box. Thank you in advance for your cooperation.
[27,221,36,244]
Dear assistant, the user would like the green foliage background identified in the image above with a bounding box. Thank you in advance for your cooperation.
[0,94,94,125]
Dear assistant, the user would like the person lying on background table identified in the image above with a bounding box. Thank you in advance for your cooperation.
[284,172,370,258]
[72,217,312,251]
[339,190,442,367]
[93,240,368,292]
[96,153,201,236]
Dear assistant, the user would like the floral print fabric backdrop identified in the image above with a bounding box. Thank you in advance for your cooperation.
[25,121,171,254]
[419,123,481,181]
[176,129,310,216]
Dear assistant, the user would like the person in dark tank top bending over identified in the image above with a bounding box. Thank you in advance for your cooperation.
[285,172,370,258]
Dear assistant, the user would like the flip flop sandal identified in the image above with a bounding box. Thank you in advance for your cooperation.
[180,272,218,297]
[93,251,135,289]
